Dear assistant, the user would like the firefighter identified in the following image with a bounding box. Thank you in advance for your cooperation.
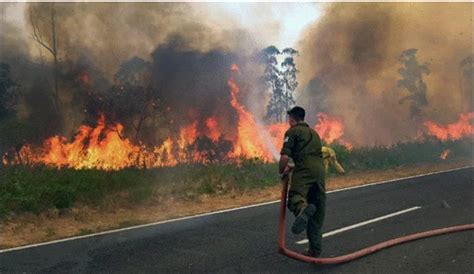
[322,146,346,174]
[279,106,326,258]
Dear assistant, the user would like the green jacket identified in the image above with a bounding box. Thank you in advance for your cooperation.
[280,122,325,186]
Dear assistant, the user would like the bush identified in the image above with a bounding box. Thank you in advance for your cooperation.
[0,138,471,218]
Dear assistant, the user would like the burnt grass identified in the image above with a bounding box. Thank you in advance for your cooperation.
[0,138,471,219]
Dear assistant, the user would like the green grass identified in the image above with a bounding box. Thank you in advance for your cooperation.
[329,138,472,173]
[0,159,278,218]
[0,138,471,218]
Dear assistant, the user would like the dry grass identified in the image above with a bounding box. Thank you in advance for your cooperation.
[0,160,470,249]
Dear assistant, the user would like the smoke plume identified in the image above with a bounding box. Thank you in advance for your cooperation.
[297,3,472,146]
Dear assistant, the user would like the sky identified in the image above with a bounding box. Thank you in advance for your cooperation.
[201,2,322,49]
[1,2,322,60]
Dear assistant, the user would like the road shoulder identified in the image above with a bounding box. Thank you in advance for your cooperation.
[0,160,470,249]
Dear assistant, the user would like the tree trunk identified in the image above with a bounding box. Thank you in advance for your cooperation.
[51,4,60,111]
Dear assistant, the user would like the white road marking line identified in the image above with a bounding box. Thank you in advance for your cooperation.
[0,200,279,254]
[0,166,469,253]
[326,166,471,194]
[296,206,422,245]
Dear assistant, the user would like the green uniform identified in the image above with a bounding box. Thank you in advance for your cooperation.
[280,122,326,254]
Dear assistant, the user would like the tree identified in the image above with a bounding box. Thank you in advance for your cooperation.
[194,136,233,164]
[260,46,299,123]
[259,46,282,122]
[115,56,152,86]
[85,57,160,143]
[114,57,157,141]
[85,84,159,142]
[29,3,60,110]
[397,49,430,117]
[280,48,299,117]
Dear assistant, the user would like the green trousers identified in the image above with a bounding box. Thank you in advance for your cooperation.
[288,181,326,254]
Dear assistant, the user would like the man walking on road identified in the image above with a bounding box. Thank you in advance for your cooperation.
[279,106,326,257]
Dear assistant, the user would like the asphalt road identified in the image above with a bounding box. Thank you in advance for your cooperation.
[1,167,473,273]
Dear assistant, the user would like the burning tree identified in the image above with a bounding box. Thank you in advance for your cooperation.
[194,136,233,164]
[115,56,152,86]
[397,48,430,117]
[84,57,160,143]
[260,46,298,123]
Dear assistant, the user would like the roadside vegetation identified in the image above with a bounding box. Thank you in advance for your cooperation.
[0,138,471,219]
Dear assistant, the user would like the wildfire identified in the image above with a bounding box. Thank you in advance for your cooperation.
[424,112,474,141]
[228,66,273,161]
[314,113,352,149]
[3,65,355,170]
[10,115,141,170]
[439,149,450,160]
[205,117,220,142]
[267,123,288,152]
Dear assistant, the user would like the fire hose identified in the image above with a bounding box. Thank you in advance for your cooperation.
[277,175,474,264]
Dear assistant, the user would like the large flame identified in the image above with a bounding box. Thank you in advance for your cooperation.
[314,112,352,149]
[11,115,141,170]
[424,112,474,141]
[267,123,288,152]
[4,65,355,170]
[205,117,220,142]
[228,67,273,161]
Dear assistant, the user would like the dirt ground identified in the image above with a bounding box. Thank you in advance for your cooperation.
[0,161,471,249]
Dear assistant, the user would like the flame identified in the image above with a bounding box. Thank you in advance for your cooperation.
[440,149,450,160]
[13,115,141,170]
[228,65,273,161]
[267,123,288,151]
[4,65,276,170]
[314,112,352,149]
[176,122,198,162]
[3,65,356,170]
[205,117,221,142]
[424,112,474,141]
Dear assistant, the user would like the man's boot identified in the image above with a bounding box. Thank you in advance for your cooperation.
[304,248,321,258]
[291,204,316,235]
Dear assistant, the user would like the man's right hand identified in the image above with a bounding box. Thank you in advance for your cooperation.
[280,165,290,179]
[280,163,295,180]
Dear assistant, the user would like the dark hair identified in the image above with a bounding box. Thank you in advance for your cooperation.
[287,106,305,121]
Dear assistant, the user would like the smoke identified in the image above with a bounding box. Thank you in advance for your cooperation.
[150,36,238,138]
[21,3,254,78]
[296,3,472,146]
[0,2,269,146]
[1,2,471,150]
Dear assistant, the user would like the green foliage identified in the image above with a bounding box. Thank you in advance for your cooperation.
[0,161,279,218]
[0,139,471,219]
[260,46,298,123]
[332,138,471,172]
